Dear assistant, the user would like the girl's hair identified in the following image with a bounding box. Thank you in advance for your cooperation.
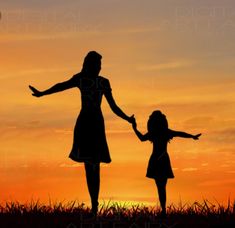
[82,51,102,73]
[147,110,170,142]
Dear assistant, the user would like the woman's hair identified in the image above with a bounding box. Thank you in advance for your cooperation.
[81,51,102,74]
[147,110,170,142]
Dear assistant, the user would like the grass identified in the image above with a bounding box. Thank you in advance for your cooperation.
[0,199,235,228]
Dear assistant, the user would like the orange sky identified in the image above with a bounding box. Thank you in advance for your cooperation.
[1,1,235,207]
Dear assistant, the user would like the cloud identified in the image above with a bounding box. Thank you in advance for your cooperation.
[21,164,29,168]
[215,128,235,136]
[115,26,161,34]
[0,34,72,42]
[20,67,76,76]
[27,121,41,126]
[54,129,72,135]
[215,148,235,154]
[0,66,77,80]
[130,101,235,118]
[183,116,214,128]
[59,163,82,168]
[199,179,235,187]
[137,60,194,71]
[208,128,235,144]
[220,164,230,168]
[226,171,235,174]
[182,167,198,172]
[201,163,209,167]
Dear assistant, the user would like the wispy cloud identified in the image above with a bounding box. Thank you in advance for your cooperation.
[0,34,68,42]
[199,179,235,187]
[137,60,194,71]
[20,67,77,75]
[183,116,214,128]
[226,170,235,174]
[220,164,230,168]
[54,129,72,135]
[182,167,198,172]
[201,163,209,167]
[115,26,161,34]
[0,66,77,80]
[208,128,235,144]
[59,163,82,168]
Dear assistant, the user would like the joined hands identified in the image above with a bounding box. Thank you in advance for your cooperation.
[129,115,137,128]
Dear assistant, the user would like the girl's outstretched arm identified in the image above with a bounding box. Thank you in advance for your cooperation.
[132,117,149,142]
[29,75,78,97]
[170,130,201,140]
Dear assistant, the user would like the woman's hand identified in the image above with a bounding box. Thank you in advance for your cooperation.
[127,114,135,124]
[128,115,137,128]
[29,85,43,97]
[193,133,201,140]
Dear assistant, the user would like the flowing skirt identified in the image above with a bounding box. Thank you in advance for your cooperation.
[69,109,111,163]
[146,151,174,179]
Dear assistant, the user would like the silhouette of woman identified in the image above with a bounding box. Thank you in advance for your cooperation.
[29,51,134,215]
[131,110,201,216]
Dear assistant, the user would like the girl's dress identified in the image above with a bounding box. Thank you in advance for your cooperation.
[146,130,175,179]
[69,73,112,163]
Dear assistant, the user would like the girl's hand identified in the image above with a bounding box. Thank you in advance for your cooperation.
[29,85,43,97]
[193,133,201,140]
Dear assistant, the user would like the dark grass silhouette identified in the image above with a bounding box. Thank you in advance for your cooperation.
[0,200,234,228]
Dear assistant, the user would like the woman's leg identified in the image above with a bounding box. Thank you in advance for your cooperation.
[155,178,167,215]
[84,162,100,214]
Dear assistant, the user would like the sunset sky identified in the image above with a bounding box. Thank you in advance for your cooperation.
[1,0,235,207]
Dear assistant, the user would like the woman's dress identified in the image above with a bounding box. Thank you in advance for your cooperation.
[69,73,112,163]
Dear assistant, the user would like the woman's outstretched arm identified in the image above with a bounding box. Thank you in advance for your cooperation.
[132,117,149,142]
[104,88,134,123]
[170,130,201,140]
[29,75,78,97]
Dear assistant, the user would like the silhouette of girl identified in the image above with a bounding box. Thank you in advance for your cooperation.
[131,110,201,216]
[29,51,134,215]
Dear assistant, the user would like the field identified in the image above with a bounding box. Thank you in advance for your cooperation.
[0,200,235,228]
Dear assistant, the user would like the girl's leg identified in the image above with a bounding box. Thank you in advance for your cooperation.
[84,162,100,214]
[155,178,167,215]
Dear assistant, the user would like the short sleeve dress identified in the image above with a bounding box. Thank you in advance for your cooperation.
[69,73,112,163]
[146,130,175,180]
